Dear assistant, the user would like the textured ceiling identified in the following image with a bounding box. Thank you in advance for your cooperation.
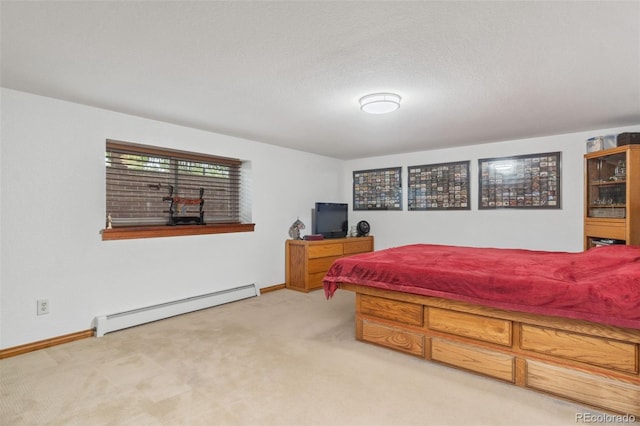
[2,1,639,159]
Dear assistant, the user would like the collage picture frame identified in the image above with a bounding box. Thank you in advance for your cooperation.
[408,161,470,210]
[351,152,561,212]
[353,167,402,210]
[478,152,561,209]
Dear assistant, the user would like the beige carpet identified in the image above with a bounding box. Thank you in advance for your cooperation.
[1,289,607,425]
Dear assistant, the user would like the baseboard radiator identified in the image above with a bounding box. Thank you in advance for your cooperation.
[94,284,258,337]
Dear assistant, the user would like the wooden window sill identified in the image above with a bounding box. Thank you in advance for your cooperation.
[101,223,255,241]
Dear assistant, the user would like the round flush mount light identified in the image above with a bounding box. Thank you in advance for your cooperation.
[359,93,401,114]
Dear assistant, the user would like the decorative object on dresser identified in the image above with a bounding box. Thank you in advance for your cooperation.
[584,145,640,249]
[285,236,373,292]
[356,220,370,237]
[288,218,305,240]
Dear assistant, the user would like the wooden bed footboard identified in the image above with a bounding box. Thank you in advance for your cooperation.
[339,283,640,417]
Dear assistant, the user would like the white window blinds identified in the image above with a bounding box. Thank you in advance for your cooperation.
[106,140,242,227]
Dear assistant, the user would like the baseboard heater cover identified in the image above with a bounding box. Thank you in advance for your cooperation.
[94,284,258,337]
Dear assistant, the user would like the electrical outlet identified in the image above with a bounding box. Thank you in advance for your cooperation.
[37,299,49,315]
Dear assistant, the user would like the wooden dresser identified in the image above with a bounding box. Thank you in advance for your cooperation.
[285,236,374,292]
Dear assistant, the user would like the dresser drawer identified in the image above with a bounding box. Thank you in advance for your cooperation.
[308,255,341,273]
[344,238,374,254]
[308,243,343,258]
[308,272,326,290]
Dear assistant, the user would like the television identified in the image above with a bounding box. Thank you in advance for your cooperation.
[313,202,348,239]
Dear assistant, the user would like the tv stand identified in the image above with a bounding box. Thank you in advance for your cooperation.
[285,236,374,292]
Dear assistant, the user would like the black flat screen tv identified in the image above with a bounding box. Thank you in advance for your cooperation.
[313,202,348,239]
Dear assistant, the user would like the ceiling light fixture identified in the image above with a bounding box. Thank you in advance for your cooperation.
[359,93,401,114]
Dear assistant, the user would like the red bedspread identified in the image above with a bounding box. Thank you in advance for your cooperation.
[323,244,640,330]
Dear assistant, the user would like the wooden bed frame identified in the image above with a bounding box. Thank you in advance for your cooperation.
[339,283,640,417]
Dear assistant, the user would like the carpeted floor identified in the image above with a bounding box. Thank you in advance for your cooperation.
[1,289,607,425]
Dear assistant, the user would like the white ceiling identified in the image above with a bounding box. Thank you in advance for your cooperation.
[2,1,639,160]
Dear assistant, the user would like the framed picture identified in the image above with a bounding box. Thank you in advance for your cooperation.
[353,167,402,210]
[478,152,561,209]
[408,161,470,210]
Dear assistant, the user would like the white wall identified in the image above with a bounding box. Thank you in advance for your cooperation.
[2,87,639,349]
[0,88,343,349]
[343,125,640,252]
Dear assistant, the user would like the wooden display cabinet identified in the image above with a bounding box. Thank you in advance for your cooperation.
[584,145,640,249]
[285,236,374,292]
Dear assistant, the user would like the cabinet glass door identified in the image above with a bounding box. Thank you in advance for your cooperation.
[586,152,626,219]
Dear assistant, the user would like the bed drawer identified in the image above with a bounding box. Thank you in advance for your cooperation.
[431,338,514,382]
[427,308,512,346]
[308,243,343,258]
[360,294,423,326]
[361,319,424,356]
[520,325,637,373]
[526,360,640,416]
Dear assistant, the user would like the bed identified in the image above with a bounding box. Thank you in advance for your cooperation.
[323,244,640,416]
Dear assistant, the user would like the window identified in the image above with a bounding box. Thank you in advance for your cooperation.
[103,140,253,240]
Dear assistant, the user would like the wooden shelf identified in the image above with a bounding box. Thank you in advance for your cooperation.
[102,223,255,240]
[590,180,626,186]
[584,145,640,249]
